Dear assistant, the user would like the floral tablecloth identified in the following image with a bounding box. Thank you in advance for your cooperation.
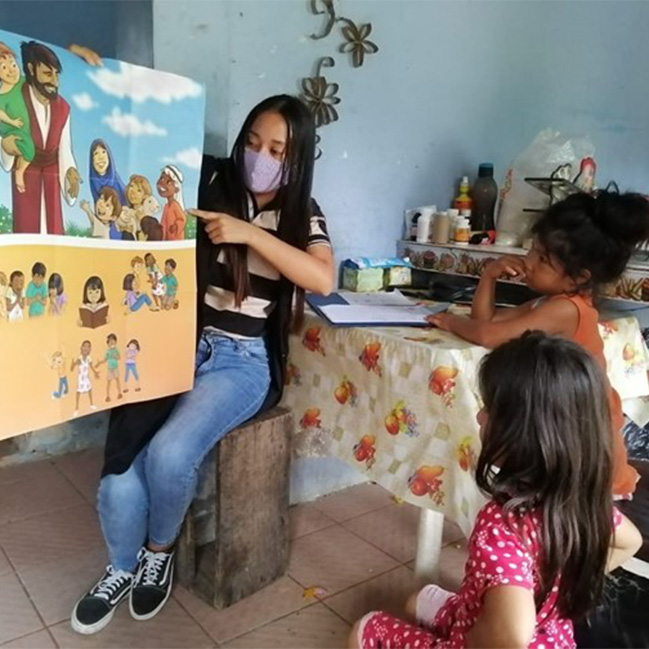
[281,312,649,535]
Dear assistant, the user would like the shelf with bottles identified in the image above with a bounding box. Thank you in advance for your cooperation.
[396,239,649,304]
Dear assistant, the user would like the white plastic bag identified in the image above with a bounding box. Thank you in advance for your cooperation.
[496,129,596,246]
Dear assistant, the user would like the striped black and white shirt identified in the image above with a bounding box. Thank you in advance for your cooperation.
[202,197,331,338]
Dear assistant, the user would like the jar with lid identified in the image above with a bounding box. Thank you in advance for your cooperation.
[454,217,471,245]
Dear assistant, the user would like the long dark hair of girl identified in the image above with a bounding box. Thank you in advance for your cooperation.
[220,95,315,324]
[475,331,613,619]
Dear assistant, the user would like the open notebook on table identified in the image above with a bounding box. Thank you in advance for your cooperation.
[306,290,449,327]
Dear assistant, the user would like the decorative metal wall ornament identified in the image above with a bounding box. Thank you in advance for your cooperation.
[301,57,340,128]
[338,19,378,68]
[301,0,379,157]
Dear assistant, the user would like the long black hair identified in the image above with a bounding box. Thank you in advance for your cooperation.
[533,189,649,292]
[476,331,613,619]
[219,95,316,320]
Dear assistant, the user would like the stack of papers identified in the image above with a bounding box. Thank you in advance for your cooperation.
[306,290,449,327]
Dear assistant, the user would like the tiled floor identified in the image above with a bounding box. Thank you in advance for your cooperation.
[0,450,467,648]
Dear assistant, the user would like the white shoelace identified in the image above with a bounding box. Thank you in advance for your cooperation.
[92,566,132,601]
[139,550,169,586]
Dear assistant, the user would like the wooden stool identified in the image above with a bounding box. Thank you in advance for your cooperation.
[176,407,293,609]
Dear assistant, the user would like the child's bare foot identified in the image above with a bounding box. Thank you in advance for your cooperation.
[105,397,110,403]
[124,388,129,393]
[117,393,123,399]
[15,171,26,193]
[135,387,141,392]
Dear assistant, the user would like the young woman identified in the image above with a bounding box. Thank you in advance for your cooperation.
[71,94,334,634]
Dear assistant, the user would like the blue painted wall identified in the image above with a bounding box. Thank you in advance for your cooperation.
[0,0,152,65]
[154,0,649,264]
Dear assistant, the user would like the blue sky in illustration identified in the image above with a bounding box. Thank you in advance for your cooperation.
[0,28,205,231]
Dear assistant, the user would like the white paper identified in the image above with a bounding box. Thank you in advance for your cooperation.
[339,290,414,307]
[319,303,442,325]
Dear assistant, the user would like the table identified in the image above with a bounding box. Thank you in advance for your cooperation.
[282,311,649,580]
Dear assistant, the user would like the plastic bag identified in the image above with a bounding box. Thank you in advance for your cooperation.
[496,129,596,247]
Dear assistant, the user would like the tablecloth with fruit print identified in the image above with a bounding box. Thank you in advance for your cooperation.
[281,312,649,535]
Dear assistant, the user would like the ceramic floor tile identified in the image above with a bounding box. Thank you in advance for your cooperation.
[343,504,467,563]
[223,603,350,649]
[53,448,104,504]
[0,572,44,645]
[0,504,104,573]
[0,459,61,487]
[0,630,56,649]
[19,546,108,626]
[0,546,12,576]
[288,525,398,596]
[0,469,85,526]
[175,576,310,644]
[311,483,394,523]
[342,501,420,563]
[289,503,336,539]
[49,598,214,648]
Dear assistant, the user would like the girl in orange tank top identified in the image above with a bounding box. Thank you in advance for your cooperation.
[429,190,649,497]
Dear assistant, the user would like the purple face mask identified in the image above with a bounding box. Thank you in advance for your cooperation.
[243,149,285,194]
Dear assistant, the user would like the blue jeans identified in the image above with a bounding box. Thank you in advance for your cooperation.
[124,363,139,382]
[53,376,68,398]
[131,294,152,312]
[97,331,271,571]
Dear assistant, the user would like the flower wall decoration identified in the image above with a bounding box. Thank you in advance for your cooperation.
[338,18,379,68]
[300,0,379,156]
[301,57,341,128]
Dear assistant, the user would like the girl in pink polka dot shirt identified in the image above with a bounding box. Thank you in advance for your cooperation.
[351,332,642,649]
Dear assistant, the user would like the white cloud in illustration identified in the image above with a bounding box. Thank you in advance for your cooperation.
[102,108,167,137]
[162,147,202,170]
[88,61,203,104]
[72,92,98,111]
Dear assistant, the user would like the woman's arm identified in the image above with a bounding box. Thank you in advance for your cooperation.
[608,513,642,573]
[190,210,335,295]
[429,296,579,348]
[466,586,536,649]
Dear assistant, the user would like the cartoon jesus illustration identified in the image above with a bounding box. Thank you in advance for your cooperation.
[0,41,80,234]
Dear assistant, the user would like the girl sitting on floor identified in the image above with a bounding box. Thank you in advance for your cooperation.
[351,332,642,649]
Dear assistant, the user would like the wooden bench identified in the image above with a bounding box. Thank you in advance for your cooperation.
[176,407,293,609]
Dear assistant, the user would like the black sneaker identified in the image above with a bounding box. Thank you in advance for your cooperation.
[129,547,175,620]
[71,566,133,634]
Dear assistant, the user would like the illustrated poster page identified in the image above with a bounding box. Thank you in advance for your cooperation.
[0,30,205,439]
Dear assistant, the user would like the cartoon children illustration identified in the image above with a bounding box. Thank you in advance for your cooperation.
[71,340,99,417]
[89,139,126,206]
[78,275,109,328]
[123,338,141,393]
[49,351,69,399]
[144,253,165,309]
[47,272,66,316]
[6,270,25,322]
[122,175,160,234]
[161,258,179,310]
[137,215,163,241]
[80,186,121,239]
[97,333,123,403]
[0,42,35,193]
[122,273,158,314]
[0,271,8,320]
[26,261,48,317]
[157,164,186,241]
